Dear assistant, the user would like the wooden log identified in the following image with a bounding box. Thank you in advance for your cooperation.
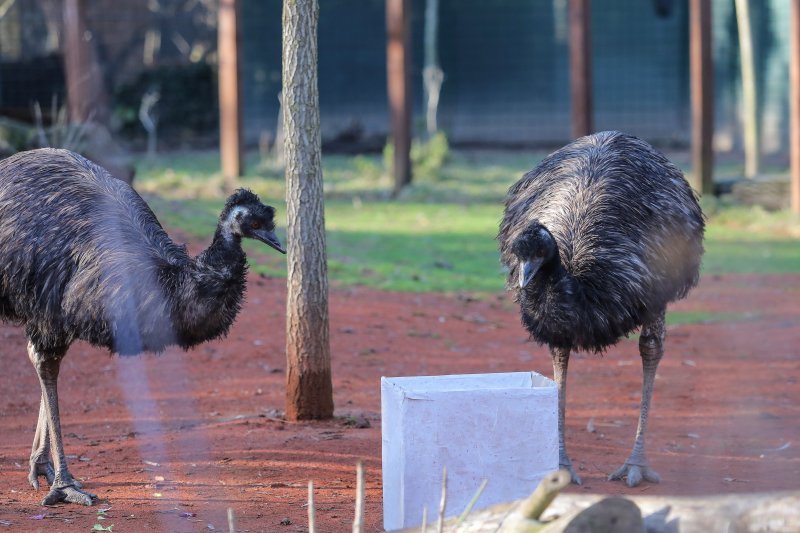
[400,490,800,532]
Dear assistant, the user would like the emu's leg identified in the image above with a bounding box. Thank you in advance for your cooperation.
[27,392,83,491]
[28,342,95,505]
[551,346,580,484]
[28,393,55,490]
[609,311,666,487]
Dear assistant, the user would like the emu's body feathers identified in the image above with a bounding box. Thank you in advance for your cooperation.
[0,148,283,506]
[499,131,704,486]
[0,148,246,354]
[499,131,705,352]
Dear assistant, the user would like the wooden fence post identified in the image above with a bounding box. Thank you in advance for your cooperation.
[219,0,244,190]
[569,0,593,139]
[690,0,714,195]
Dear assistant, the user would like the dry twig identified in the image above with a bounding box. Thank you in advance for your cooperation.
[308,480,316,533]
[353,462,365,533]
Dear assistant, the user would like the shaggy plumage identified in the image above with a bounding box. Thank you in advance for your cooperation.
[498,131,704,486]
[0,148,285,505]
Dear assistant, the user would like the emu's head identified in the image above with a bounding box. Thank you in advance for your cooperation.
[220,189,286,254]
[511,222,556,288]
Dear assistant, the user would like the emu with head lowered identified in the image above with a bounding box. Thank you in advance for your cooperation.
[499,131,705,487]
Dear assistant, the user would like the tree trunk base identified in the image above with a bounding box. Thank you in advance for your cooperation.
[285,368,334,421]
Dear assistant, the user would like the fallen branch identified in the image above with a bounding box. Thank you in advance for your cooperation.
[403,489,800,532]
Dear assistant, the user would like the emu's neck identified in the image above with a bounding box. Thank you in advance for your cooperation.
[520,260,577,314]
[198,227,247,272]
[172,227,248,348]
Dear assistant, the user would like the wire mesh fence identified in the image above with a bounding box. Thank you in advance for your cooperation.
[0,0,793,155]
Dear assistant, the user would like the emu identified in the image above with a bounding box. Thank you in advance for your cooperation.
[0,148,286,505]
[498,131,704,487]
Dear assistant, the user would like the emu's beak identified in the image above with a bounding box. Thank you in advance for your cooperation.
[518,258,543,288]
[254,229,286,254]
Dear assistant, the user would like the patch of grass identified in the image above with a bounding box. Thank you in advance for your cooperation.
[666,310,755,326]
[702,239,800,274]
[137,149,800,293]
[136,151,285,200]
[136,149,540,204]
[323,202,503,292]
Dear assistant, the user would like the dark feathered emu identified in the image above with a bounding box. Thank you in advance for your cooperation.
[0,148,286,505]
[498,131,704,487]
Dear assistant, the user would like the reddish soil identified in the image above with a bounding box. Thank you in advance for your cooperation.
[1,268,799,532]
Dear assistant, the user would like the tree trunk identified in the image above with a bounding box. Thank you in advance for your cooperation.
[569,0,593,139]
[735,0,759,178]
[387,0,412,196]
[282,0,333,421]
[62,0,109,124]
[218,0,244,191]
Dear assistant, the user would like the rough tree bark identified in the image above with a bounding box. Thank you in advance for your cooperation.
[282,0,334,421]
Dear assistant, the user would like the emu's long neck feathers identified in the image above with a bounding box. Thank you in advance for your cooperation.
[168,228,248,349]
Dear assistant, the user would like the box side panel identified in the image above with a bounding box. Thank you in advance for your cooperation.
[381,378,406,531]
[396,387,558,528]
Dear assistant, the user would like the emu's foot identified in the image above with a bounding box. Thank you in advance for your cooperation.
[608,462,661,487]
[28,460,55,491]
[41,482,96,506]
[28,461,83,491]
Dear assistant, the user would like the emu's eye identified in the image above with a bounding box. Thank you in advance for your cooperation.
[250,221,261,230]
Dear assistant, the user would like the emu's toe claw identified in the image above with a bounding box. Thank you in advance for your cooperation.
[609,462,661,487]
[42,484,96,506]
[28,461,55,491]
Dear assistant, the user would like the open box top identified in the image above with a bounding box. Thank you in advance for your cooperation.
[382,371,555,393]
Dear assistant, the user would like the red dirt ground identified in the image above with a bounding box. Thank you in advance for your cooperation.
[1,267,798,532]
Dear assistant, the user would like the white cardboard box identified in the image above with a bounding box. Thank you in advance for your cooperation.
[381,371,558,531]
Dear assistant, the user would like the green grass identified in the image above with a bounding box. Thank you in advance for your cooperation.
[665,310,756,326]
[137,149,800,297]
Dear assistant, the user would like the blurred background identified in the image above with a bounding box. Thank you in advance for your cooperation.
[0,0,797,289]
[0,5,797,529]
[0,1,794,151]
